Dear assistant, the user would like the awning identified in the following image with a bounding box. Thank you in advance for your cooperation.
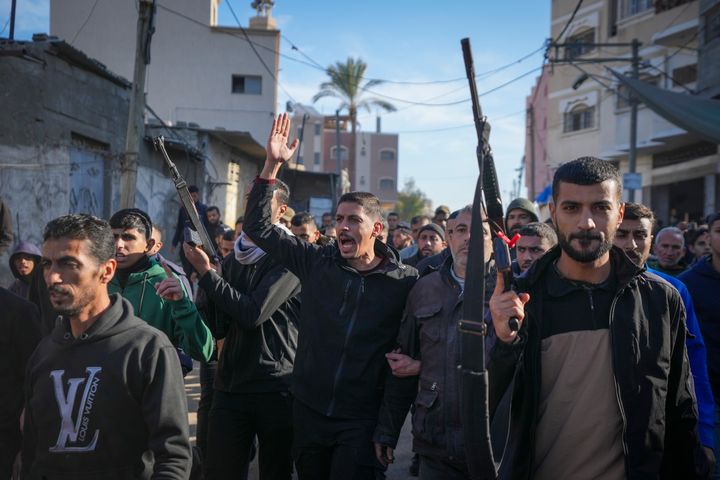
[610,69,720,144]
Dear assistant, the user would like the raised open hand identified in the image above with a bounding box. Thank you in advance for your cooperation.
[266,113,299,165]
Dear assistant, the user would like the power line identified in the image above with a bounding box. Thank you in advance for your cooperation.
[553,0,584,42]
[394,109,525,134]
[71,0,102,44]
[224,0,297,104]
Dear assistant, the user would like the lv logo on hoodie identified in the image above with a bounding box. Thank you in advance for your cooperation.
[48,367,102,453]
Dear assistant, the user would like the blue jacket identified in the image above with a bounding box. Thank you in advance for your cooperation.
[680,258,720,404]
[649,267,715,448]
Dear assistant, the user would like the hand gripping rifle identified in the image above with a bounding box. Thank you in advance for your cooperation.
[458,38,521,480]
[154,136,220,266]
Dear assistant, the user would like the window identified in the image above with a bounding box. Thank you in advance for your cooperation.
[705,3,720,44]
[616,75,658,109]
[672,64,697,87]
[618,0,653,20]
[330,146,348,161]
[380,149,395,161]
[314,123,321,135]
[313,153,321,165]
[231,75,262,94]
[564,29,595,60]
[563,104,595,132]
[379,178,395,190]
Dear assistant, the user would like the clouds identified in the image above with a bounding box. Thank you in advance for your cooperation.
[0,0,49,38]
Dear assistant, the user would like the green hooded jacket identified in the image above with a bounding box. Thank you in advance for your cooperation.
[109,259,213,362]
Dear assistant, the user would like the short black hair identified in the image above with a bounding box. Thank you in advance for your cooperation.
[518,222,558,246]
[109,208,152,241]
[387,211,399,219]
[44,214,115,265]
[552,157,623,202]
[291,211,316,228]
[274,179,290,206]
[706,212,720,229]
[686,227,708,246]
[623,202,655,228]
[338,191,382,221]
[410,215,430,226]
[207,205,220,215]
[222,229,235,242]
[235,216,244,226]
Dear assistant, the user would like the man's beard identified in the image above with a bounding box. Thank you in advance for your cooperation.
[48,285,97,317]
[558,230,613,263]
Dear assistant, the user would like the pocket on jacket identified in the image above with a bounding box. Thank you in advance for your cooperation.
[417,303,443,343]
[412,387,439,437]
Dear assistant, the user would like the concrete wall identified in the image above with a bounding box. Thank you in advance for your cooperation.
[698,0,720,97]
[0,42,130,286]
[524,67,551,199]
[51,0,279,144]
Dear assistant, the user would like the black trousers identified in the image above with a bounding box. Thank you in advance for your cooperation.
[292,400,382,480]
[196,360,217,458]
[204,390,293,480]
[419,455,469,480]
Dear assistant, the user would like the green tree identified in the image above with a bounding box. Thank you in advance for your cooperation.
[313,57,396,189]
[395,178,429,220]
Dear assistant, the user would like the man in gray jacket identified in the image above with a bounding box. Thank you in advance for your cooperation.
[22,214,191,479]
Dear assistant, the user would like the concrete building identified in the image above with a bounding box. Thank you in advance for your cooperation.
[544,0,719,224]
[288,105,399,210]
[50,0,279,144]
[698,0,720,98]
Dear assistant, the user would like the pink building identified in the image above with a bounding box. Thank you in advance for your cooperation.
[524,66,551,202]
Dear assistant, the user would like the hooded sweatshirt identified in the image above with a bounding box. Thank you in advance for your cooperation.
[8,241,42,299]
[109,258,213,362]
[679,256,720,403]
[22,294,191,480]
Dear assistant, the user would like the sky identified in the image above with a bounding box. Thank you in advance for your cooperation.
[2,0,551,213]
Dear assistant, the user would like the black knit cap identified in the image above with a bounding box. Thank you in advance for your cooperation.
[418,223,445,241]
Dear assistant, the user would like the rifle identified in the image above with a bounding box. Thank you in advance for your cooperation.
[457,37,521,480]
[153,136,220,265]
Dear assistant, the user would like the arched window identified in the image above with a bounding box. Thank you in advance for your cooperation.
[563,104,595,132]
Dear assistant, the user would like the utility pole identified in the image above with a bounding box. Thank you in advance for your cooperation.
[547,38,642,202]
[9,0,17,40]
[628,38,640,202]
[120,0,154,209]
[527,106,536,200]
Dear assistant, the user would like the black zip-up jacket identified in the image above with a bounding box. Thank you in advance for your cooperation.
[245,180,418,419]
[199,253,301,393]
[488,246,700,479]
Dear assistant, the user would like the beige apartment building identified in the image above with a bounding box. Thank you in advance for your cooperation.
[545,0,719,224]
[50,0,278,146]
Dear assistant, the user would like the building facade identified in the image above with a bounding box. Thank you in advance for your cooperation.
[288,105,399,210]
[50,0,279,145]
[525,66,551,201]
[544,0,719,224]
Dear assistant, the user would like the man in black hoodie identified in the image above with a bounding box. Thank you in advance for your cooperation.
[0,287,41,478]
[184,178,301,480]
[22,214,191,479]
[244,114,417,479]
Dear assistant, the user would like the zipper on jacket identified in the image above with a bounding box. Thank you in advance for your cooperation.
[326,276,365,416]
[138,272,149,316]
[608,291,630,478]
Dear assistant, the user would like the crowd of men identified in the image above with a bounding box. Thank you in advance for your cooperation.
[1,114,720,480]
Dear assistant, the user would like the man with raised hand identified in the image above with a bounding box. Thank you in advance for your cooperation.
[489,157,700,478]
[244,114,417,479]
[23,214,190,479]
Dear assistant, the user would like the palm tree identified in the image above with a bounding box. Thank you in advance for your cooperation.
[313,57,396,190]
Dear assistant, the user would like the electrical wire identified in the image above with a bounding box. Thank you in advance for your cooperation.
[225,0,298,104]
[71,0,102,44]
[553,0,584,42]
